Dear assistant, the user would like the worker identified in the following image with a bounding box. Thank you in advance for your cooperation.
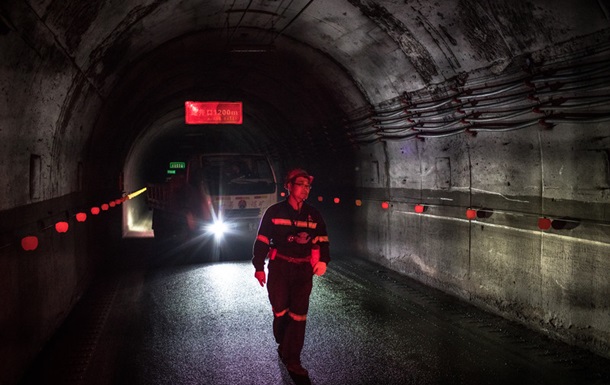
[252,168,330,378]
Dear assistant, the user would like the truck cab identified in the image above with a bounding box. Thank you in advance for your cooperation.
[148,153,278,247]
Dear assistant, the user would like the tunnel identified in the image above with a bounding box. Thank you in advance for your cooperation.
[1,1,610,384]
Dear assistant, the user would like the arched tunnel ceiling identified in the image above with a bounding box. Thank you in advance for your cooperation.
[74,1,607,176]
[5,0,610,193]
[41,0,610,98]
[98,28,365,187]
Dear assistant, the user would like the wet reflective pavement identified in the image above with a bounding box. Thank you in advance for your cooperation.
[20,239,610,385]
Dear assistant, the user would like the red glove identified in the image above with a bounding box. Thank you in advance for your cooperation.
[313,262,327,276]
[255,271,266,286]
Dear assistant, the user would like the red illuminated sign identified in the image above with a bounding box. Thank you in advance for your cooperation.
[185,101,243,124]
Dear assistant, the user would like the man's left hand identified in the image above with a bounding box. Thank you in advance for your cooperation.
[255,271,266,286]
[313,261,327,276]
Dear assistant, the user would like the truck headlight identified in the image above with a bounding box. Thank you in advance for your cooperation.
[206,219,228,238]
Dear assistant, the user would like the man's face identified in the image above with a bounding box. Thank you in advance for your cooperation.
[288,176,312,202]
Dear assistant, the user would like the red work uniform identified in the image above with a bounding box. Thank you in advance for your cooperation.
[252,199,330,367]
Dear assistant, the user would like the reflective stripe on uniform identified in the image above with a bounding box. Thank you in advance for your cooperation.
[288,311,307,321]
[295,220,317,229]
[271,218,318,229]
[271,218,292,226]
[257,234,270,245]
[274,308,288,317]
[312,235,329,243]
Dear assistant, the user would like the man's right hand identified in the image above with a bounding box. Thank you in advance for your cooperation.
[255,271,266,287]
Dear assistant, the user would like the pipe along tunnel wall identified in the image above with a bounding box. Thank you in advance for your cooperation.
[352,121,610,361]
[349,47,610,360]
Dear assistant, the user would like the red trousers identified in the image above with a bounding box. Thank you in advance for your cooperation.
[267,258,313,365]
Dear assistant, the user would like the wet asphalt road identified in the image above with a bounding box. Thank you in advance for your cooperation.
[20,238,610,385]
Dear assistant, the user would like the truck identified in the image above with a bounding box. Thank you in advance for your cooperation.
[147,153,278,247]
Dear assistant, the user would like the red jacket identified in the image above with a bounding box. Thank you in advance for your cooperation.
[252,200,330,271]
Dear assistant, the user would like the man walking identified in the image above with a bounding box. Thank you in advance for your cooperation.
[252,168,330,378]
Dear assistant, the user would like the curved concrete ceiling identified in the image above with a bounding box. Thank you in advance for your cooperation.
[94,1,608,185]
[42,0,609,95]
[2,0,609,206]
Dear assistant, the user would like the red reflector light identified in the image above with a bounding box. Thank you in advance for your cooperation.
[334,197,340,204]
[538,217,552,230]
[55,221,69,233]
[185,101,243,124]
[355,199,362,206]
[76,212,87,222]
[91,207,100,215]
[109,201,116,207]
[101,204,109,211]
[466,209,477,220]
[317,196,323,202]
[414,204,425,213]
[381,201,389,209]
[21,236,39,251]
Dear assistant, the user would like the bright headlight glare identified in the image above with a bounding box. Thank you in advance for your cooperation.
[207,220,228,237]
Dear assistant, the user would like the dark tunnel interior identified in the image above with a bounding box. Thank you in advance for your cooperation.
[89,30,361,238]
[2,1,610,384]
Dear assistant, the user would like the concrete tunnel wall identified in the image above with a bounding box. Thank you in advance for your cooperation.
[1,1,610,384]
[355,121,610,358]
[350,41,610,359]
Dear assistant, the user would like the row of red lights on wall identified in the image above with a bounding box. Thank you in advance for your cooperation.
[18,191,564,251]
[18,187,148,251]
[310,195,564,232]
[20,196,129,251]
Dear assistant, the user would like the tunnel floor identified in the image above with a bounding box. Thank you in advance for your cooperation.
[19,238,610,385]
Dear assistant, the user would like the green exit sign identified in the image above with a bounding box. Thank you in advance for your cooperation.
[169,161,186,169]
